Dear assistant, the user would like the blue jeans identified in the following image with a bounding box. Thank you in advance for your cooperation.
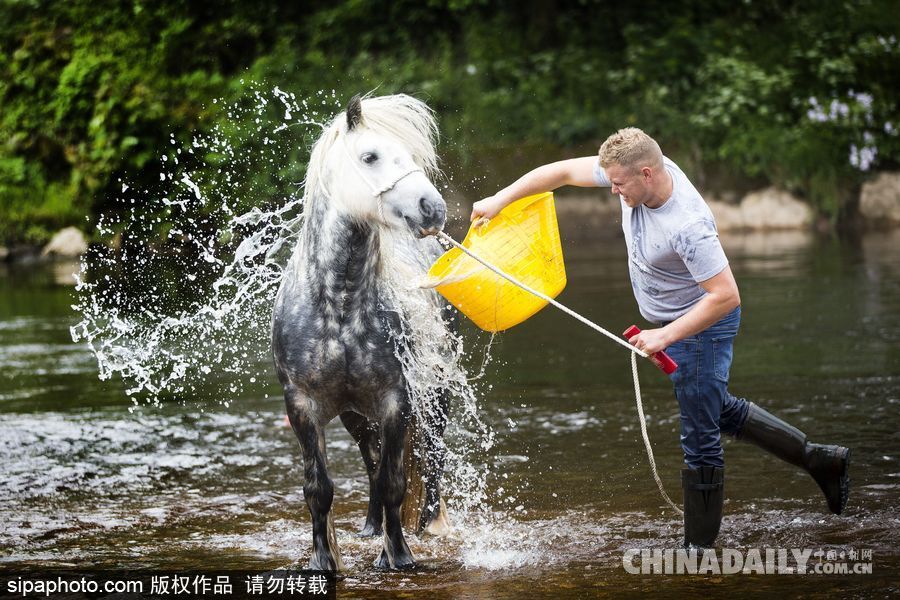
[664,306,750,469]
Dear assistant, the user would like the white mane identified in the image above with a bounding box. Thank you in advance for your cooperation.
[304,93,441,206]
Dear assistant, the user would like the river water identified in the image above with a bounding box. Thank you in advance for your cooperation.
[0,221,898,597]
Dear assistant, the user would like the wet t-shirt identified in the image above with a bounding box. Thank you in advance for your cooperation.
[592,156,728,324]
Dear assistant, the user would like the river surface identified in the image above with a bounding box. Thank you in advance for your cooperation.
[0,222,898,597]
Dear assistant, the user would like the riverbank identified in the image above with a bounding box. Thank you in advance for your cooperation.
[0,226,87,267]
[4,171,899,266]
[443,170,900,240]
[3,1,896,258]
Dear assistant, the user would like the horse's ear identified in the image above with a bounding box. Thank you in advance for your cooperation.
[346,94,363,131]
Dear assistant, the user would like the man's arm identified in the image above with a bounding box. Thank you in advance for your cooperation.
[471,156,600,221]
[627,265,741,355]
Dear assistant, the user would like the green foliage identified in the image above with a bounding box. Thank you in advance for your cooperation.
[1,0,898,244]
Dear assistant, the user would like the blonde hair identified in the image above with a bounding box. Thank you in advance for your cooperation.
[598,127,663,171]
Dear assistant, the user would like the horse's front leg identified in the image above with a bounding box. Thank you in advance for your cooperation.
[418,390,452,535]
[374,390,416,570]
[340,411,383,537]
[286,388,343,571]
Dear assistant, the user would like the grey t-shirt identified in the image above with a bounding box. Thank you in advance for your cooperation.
[592,156,728,324]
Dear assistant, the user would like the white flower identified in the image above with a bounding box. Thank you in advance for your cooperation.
[849,143,878,171]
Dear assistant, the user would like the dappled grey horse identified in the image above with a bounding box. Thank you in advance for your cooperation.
[272,94,451,570]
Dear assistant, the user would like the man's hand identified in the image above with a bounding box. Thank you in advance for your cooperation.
[627,327,672,355]
[470,196,505,221]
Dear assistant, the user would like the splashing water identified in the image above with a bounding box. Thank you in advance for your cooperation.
[70,85,331,406]
[378,263,496,522]
[69,86,513,558]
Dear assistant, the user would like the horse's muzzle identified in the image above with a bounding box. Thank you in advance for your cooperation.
[415,196,446,237]
[418,225,442,237]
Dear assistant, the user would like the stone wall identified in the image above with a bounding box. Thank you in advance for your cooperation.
[708,187,814,232]
[859,172,900,226]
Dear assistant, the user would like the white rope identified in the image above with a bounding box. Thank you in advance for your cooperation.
[631,351,683,514]
[435,232,647,358]
[436,230,682,515]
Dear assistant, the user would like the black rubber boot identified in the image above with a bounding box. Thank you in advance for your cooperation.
[682,466,724,548]
[737,402,850,515]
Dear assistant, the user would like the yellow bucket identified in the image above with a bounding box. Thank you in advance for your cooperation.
[428,192,566,332]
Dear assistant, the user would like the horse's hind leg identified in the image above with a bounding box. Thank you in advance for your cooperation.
[418,391,452,535]
[374,391,416,569]
[286,390,343,571]
[340,411,383,537]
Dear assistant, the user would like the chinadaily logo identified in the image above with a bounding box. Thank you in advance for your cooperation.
[622,548,874,575]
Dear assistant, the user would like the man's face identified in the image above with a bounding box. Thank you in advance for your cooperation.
[604,162,651,208]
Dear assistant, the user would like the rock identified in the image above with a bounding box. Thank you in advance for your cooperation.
[739,187,813,230]
[710,188,813,231]
[41,227,88,259]
[708,200,745,231]
[859,171,900,225]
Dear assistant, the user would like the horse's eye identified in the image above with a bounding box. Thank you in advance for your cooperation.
[361,152,378,165]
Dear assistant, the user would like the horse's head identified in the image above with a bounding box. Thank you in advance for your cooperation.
[312,94,447,238]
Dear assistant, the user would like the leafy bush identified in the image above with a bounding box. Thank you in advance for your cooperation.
[1,0,898,244]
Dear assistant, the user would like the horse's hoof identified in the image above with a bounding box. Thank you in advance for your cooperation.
[357,523,383,538]
[374,549,417,570]
[423,517,452,537]
[419,498,453,537]
[308,553,339,572]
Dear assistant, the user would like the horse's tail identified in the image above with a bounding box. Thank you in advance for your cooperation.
[400,414,452,536]
[400,424,424,530]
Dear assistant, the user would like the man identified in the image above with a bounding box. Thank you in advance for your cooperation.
[471,127,850,547]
